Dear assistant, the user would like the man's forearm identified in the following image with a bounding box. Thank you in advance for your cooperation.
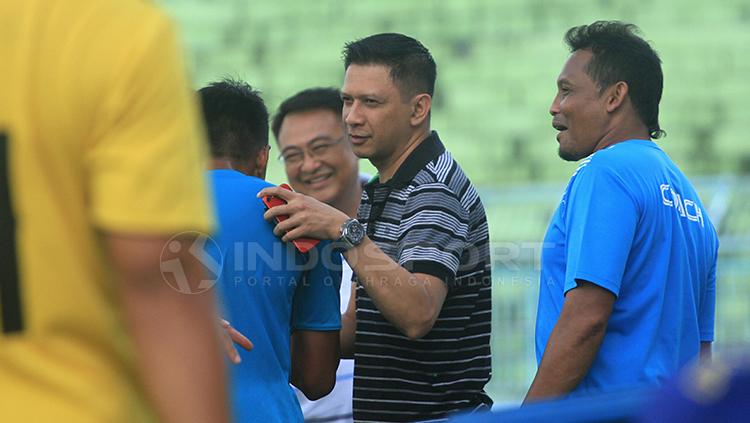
[525,282,614,403]
[700,341,712,365]
[343,237,447,339]
[524,314,607,403]
[291,331,340,400]
[110,235,229,423]
[524,328,599,402]
[255,190,446,339]
[340,283,357,358]
[122,283,228,423]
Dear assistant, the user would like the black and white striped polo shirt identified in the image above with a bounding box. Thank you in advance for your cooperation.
[353,131,493,422]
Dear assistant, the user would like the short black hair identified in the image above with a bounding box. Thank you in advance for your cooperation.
[271,87,343,140]
[565,21,666,139]
[343,33,436,99]
[198,78,269,161]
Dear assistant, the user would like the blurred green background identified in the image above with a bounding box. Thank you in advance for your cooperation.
[159,0,750,404]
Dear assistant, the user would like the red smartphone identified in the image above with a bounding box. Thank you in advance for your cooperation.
[261,183,320,253]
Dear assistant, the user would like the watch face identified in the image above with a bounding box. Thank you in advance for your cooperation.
[346,220,365,244]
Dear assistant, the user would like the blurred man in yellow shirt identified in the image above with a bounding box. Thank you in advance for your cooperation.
[0,1,228,422]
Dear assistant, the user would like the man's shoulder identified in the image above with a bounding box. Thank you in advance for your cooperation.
[209,172,275,232]
[410,151,468,191]
[573,140,683,197]
[65,0,175,57]
[416,149,456,179]
[570,146,636,185]
[396,153,488,232]
[587,140,663,171]
[210,170,272,192]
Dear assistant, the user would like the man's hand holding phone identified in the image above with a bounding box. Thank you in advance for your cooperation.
[258,184,350,247]
[261,184,321,253]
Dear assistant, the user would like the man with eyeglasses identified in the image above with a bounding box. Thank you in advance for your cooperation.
[272,87,369,422]
[273,88,364,218]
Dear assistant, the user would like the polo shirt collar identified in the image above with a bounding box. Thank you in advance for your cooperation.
[365,131,445,189]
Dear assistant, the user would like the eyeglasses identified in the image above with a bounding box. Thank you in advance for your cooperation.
[278,136,344,167]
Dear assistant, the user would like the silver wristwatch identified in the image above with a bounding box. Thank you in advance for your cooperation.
[337,218,365,250]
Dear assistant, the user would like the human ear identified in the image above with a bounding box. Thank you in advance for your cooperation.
[605,81,628,113]
[410,93,432,126]
[253,145,270,179]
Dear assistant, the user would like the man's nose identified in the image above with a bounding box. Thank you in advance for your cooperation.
[549,94,561,116]
[300,151,321,173]
[344,102,364,126]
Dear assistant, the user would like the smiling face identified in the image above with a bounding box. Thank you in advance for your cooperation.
[276,108,358,207]
[550,49,611,162]
[341,64,415,171]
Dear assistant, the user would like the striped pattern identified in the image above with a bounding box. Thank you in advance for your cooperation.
[571,156,592,178]
[353,132,492,422]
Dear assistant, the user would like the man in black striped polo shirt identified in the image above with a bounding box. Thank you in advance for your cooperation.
[259,33,492,422]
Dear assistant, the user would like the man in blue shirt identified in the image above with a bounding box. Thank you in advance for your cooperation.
[526,21,719,402]
[272,87,362,422]
[199,79,342,422]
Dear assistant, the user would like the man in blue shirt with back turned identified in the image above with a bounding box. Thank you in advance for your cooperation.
[526,21,719,402]
[199,79,342,422]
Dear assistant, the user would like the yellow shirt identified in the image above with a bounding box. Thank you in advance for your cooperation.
[0,1,213,421]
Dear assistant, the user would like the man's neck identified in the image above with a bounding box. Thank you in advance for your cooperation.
[332,175,363,218]
[208,158,263,179]
[592,108,653,153]
[208,158,235,171]
[594,120,651,153]
[376,127,430,183]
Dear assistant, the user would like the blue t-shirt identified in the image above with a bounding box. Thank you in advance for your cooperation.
[536,140,719,396]
[208,170,342,422]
